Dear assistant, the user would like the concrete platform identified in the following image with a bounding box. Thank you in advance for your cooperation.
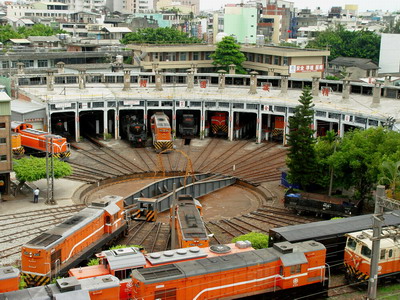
[0,178,86,215]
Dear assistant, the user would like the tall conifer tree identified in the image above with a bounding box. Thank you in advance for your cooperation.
[286,87,317,190]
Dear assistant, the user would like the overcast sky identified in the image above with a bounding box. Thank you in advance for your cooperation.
[200,0,400,12]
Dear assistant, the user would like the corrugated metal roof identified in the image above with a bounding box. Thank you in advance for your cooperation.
[9,39,31,44]
[11,100,44,114]
[104,27,132,33]
[28,35,60,43]
[270,210,400,242]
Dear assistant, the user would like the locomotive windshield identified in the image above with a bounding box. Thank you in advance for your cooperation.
[361,245,371,258]
[346,238,357,250]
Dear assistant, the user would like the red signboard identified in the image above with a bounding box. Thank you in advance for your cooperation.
[139,79,147,87]
[200,80,207,88]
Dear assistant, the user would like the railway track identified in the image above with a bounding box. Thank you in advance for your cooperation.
[67,138,286,185]
[119,222,170,253]
[0,205,84,266]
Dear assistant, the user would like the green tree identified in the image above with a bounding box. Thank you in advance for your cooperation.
[18,24,61,36]
[231,232,269,249]
[13,156,72,193]
[307,25,381,62]
[0,25,23,43]
[314,130,339,189]
[326,127,400,203]
[210,36,246,74]
[286,87,317,190]
[378,161,400,198]
[0,24,66,44]
[120,27,201,44]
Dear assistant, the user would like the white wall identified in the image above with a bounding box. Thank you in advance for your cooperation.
[379,33,400,73]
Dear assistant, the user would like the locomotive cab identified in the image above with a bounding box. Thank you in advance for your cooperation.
[131,198,157,222]
[344,227,400,282]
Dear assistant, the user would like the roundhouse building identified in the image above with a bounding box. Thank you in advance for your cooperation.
[11,71,400,144]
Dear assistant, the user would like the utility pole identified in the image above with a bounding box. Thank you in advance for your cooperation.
[45,135,56,205]
[367,185,400,299]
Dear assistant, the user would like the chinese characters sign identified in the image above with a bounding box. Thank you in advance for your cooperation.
[289,64,324,73]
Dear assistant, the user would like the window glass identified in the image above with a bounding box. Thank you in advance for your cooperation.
[0,138,5,144]
[380,249,386,260]
[346,238,357,250]
[290,264,301,274]
[361,246,371,258]
[389,249,393,258]
[0,123,5,129]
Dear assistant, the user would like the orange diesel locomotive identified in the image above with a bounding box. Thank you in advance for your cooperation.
[150,112,173,152]
[211,112,228,136]
[131,240,328,300]
[171,194,209,248]
[344,227,400,282]
[69,243,254,300]
[11,121,70,160]
[21,195,127,287]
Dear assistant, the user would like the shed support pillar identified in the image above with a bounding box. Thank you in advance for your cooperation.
[103,110,108,140]
[114,109,119,140]
[256,111,262,144]
[228,112,234,142]
[75,109,80,143]
[200,103,206,140]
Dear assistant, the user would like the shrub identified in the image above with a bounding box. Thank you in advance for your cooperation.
[87,258,100,266]
[231,232,269,249]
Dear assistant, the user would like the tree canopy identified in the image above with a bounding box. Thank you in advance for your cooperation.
[0,24,65,44]
[231,232,269,249]
[13,156,72,183]
[313,127,400,203]
[286,87,317,190]
[210,36,246,74]
[120,27,201,44]
[306,25,381,62]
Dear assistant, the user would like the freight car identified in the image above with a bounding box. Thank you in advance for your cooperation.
[344,226,400,282]
[124,116,146,147]
[131,240,328,300]
[171,194,209,248]
[11,121,70,160]
[284,188,361,217]
[69,243,254,300]
[210,112,228,136]
[21,195,127,287]
[179,114,197,139]
[0,275,120,300]
[150,112,173,152]
[269,210,400,267]
[0,267,19,293]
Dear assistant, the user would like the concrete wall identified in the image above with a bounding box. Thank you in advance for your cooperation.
[379,33,400,74]
[224,6,258,44]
